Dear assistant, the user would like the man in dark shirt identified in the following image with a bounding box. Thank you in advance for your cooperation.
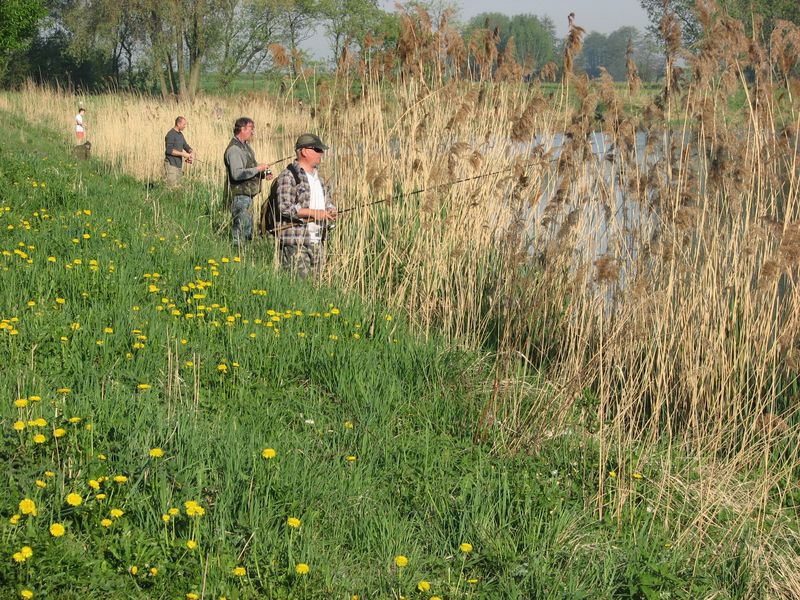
[164,116,194,188]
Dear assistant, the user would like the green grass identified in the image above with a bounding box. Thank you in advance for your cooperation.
[0,110,763,599]
[200,72,324,103]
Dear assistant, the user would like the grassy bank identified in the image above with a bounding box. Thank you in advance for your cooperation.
[0,105,788,599]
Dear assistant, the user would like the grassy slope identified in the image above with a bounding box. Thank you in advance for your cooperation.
[0,111,756,599]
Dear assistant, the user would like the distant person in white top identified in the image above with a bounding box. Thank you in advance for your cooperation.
[75,108,86,141]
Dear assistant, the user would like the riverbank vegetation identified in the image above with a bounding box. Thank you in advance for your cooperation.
[2,1,800,598]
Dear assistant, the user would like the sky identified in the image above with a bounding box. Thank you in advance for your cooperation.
[304,0,650,60]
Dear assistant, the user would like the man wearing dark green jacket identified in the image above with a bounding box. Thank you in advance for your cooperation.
[223,117,271,244]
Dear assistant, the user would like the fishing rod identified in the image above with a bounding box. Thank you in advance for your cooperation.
[267,155,294,167]
[266,159,543,234]
[335,146,615,215]
[337,158,547,215]
[266,146,616,233]
[190,154,293,167]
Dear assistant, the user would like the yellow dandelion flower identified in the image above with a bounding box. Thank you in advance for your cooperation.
[295,563,310,575]
[261,448,276,459]
[19,498,37,516]
[137,383,152,391]
[417,580,431,592]
[95,493,107,500]
[150,567,158,576]
[113,475,128,483]
[66,493,82,506]
[32,433,47,444]
[184,501,205,517]
[89,479,100,490]
[232,566,246,576]
[459,542,473,553]
[13,421,25,431]
[14,398,28,408]
[28,395,41,402]
[44,471,54,477]
[9,514,21,525]
[100,518,113,527]
[186,540,198,550]
[56,387,71,394]
[54,428,66,438]
[287,517,301,528]
[345,455,357,462]
[162,514,171,523]
[13,552,26,563]
[35,480,46,489]
[49,523,66,537]
[394,555,408,568]
[20,590,34,599]
[20,546,32,558]
[149,447,164,458]
[110,508,125,518]
[633,472,644,480]
[186,594,199,600]
[129,565,138,575]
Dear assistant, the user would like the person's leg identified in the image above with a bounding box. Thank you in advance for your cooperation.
[308,243,325,279]
[231,195,253,243]
[164,161,181,188]
[280,243,313,277]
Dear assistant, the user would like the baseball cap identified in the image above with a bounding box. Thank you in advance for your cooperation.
[295,133,328,151]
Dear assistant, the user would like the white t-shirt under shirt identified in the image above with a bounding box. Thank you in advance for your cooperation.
[75,113,84,133]
[306,169,325,243]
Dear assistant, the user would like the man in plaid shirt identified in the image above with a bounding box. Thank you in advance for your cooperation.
[274,133,337,278]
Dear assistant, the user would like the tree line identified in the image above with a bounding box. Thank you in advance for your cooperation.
[1,0,798,95]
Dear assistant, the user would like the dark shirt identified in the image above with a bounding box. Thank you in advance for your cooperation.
[165,129,192,168]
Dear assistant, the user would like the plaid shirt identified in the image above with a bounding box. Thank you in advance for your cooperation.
[276,161,336,246]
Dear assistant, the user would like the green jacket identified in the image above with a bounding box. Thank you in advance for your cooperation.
[224,137,261,197]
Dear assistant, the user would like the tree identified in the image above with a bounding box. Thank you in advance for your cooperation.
[0,0,48,82]
[639,0,702,47]
[465,12,556,72]
[633,32,665,82]
[575,27,640,81]
[641,0,800,49]
[63,0,227,97]
[278,0,323,76]
[211,0,285,89]
[320,0,385,64]
[578,31,607,78]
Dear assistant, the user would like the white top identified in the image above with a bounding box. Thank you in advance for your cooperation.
[306,169,325,243]
[75,113,84,133]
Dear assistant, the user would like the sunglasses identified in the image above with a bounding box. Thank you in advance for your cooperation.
[305,147,324,153]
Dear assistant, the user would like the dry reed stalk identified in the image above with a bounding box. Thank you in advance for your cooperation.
[625,38,641,96]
